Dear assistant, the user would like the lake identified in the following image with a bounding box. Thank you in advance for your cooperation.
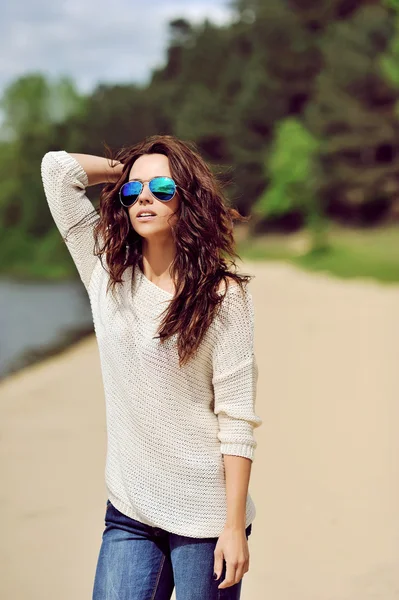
[0,277,93,381]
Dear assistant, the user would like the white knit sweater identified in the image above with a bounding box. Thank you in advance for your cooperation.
[40,150,263,538]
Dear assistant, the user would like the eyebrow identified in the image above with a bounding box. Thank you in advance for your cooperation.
[127,177,163,182]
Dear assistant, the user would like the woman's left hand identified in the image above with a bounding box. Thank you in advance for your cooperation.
[213,525,250,589]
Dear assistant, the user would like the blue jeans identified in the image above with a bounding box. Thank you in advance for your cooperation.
[92,499,253,600]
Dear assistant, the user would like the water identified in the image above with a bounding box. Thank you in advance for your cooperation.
[0,277,93,380]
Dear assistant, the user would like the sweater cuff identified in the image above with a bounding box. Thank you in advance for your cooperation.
[220,442,256,461]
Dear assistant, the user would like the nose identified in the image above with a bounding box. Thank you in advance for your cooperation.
[138,182,153,203]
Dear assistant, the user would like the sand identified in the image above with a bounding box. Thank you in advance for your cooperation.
[1,260,398,600]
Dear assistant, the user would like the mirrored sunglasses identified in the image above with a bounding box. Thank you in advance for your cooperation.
[119,176,177,208]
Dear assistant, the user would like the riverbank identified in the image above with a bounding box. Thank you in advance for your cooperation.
[0,276,93,381]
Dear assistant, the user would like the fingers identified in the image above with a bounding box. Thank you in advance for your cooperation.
[218,559,238,590]
[213,547,223,582]
[215,558,249,589]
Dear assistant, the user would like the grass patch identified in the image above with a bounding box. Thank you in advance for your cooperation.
[237,224,399,285]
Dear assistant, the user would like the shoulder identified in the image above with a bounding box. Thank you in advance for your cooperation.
[213,277,254,339]
[217,276,240,295]
[215,277,253,321]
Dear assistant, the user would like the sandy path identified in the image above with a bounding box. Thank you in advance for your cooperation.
[1,261,398,600]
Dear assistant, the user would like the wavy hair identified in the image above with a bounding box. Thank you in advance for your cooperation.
[71,134,254,366]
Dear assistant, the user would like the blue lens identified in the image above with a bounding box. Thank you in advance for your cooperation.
[120,181,142,205]
[149,177,176,201]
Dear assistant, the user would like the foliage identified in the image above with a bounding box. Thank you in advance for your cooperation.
[0,0,399,278]
[253,118,328,251]
[254,118,319,216]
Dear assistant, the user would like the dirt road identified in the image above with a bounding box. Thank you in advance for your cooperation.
[1,261,398,599]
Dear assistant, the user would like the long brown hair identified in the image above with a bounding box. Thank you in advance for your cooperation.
[70,134,254,366]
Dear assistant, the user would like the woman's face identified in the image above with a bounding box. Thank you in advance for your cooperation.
[126,153,180,239]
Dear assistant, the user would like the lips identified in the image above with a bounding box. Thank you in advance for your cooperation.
[137,210,157,217]
[136,212,157,222]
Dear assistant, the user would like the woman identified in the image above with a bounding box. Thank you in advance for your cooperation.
[40,134,263,600]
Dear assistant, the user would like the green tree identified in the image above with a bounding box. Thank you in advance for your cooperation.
[253,118,329,252]
[304,4,399,224]
[0,73,84,141]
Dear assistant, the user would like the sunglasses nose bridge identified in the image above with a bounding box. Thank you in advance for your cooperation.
[137,181,154,203]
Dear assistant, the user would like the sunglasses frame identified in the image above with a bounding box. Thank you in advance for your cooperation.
[119,176,178,208]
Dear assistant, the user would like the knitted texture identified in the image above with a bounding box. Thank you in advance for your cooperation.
[40,150,263,538]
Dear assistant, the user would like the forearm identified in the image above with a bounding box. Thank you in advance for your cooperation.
[223,454,252,529]
[68,153,124,187]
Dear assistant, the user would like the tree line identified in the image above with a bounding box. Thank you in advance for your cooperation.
[1,0,398,277]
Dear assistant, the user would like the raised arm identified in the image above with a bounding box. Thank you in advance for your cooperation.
[41,151,124,292]
[68,153,124,186]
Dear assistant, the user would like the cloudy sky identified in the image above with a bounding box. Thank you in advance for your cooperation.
[0,0,234,98]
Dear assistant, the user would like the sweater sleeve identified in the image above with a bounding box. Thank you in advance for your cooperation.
[40,150,101,292]
[212,283,263,462]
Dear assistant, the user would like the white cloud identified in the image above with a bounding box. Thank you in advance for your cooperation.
[0,0,233,97]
